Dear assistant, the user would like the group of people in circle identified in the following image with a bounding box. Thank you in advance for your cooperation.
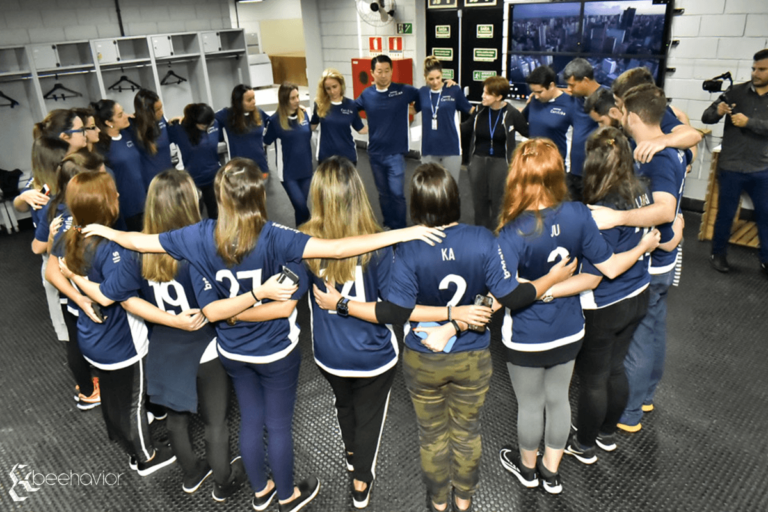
[13,52,697,512]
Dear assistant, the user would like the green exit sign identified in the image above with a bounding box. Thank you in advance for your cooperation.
[473,70,497,81]
[397,23,413,34]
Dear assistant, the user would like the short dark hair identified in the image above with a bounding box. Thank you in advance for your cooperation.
[526,66,557,88]
[484,76,510,98]
[755,49,768,62]
[622,84,666,126]
[371,55,393,71]
[563,58,594,81]
[409,163,460,227]
[611,67,654,99]
[585,88,616,116]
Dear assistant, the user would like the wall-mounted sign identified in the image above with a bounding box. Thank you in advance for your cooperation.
[442,68,455,80]
[473,70,498,81]
[397,23,413,35]
[477,25,494,38]
[388,37,404,52]
[428,0,458,9]
[435,25,451,39]
[433,48,454,61]
[473,48,498,62]
[369,37,383,56]
[465,0,497,7]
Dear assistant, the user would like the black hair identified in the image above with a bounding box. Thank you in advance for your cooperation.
[755,49,768,62]
[229,84,262,135]
[585,88,616,116]
[409,163,461,227]
[181,103,215,146]
[371,54,393,71]
[526,66,557,88]
[133,89,161,155]
[90,99,117,149]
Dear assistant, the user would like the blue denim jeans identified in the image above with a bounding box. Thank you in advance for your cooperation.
[369,153,406,230]
[712,167,768,264]
[620,270,674,426]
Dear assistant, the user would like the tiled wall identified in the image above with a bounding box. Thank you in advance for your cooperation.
[0,0,232,46]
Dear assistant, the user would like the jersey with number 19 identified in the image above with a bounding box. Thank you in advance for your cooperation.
[387,224,519,353]
[305,247,397,377]
[497,202,614,367]
[159,220,310,364]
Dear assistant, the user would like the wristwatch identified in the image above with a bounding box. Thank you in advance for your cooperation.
[541,287,555,303]
[336,297,350,317]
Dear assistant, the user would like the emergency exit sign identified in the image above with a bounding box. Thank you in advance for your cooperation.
[397,23,413,34]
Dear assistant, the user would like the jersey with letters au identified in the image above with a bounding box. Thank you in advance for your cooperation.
[355,83,420,156]
[580,189,653,309]
[305,247,397,377]
[387,224,518,354]
[75,241,149,370]
[311,97,364,163]
[635,147,688,274]
[159,220,310,363]
[498,202,613,353]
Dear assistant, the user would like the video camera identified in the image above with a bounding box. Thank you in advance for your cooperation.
[703,72,733,93]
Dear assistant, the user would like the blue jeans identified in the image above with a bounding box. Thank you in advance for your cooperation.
[281,177,312,227]
[712,167,768,263]
[369,153,406,229]
[620,271,674,426]
[219,348,301,501]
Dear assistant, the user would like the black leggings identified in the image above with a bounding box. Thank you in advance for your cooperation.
[199,184,218,220]
[166,358,232,485]
[575,290,649,446]
[62,305,94,396]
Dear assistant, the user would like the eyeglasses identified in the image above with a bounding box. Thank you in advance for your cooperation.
[83,126,99,131]
[62,128,87,136]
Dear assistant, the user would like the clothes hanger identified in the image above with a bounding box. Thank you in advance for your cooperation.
[161,69,187,86]
[0,90,19,108]
[108,74,142,93]
[43,78,83,101]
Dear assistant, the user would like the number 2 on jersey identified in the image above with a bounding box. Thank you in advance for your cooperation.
[439,274,467,306]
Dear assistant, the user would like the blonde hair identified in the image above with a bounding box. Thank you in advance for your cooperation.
[142,170,202,282]
[277,82,304,130]
[423,56,442,77]
[300,156,381,284]
[315,69,346,119]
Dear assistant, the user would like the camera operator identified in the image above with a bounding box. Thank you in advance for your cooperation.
[702,49,768,277]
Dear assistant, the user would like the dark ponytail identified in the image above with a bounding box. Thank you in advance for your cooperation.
[133,89,161,155]
[90,99,117,149]
[181,103,215,146]
[33,109,78,140]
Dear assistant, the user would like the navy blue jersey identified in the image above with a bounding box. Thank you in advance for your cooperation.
[306,247,397,376]
[311,98,364,163]
[168,121,221,187]
[128,117,172,190]
[50,208,76,314]
[34,202,67,243]
[387,224,518,353]
[355,83,420,156]
[523,93,575,164]
[580,190,652,309]
[635,147,688,274]
[497,202,613,361]
[20,178,45,229]
[570,87,607,176]
[159,220,310,363]
[215,107,270,174]
[416,85,473,157]
[263,110,313,181]
[661,106,682,134]
[104,132,146,218]
[77,241,149,370]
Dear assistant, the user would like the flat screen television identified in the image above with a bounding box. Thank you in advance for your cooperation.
[582,1,668,56]
[510,2,582,53]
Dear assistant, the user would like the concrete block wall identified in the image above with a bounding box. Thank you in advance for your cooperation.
[0,0,232,46]
[668,0,768,202]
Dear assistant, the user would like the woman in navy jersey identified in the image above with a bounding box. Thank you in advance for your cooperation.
[310,69,367,165]
[55,171,176,476]
[131,89,172,189]
[168,103,221,220]
[216,84,270,178]
[82,158,445,512]
[494,139,659,495]
[92,100,146,231]
[73,107,102,154]
[264,82,313,227]
[560,128,683,463]
[417,57,474,185]
[65,170,248,500]
[314,163,576,512]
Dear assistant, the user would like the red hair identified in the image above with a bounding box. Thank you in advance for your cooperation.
[65,172,120,275]
[496,138,568,234]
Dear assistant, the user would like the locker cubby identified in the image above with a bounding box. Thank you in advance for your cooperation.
[206,54,249,112]
[0,78,45,170]
[101,65,158,112]
[38,69,101,110]
[157,56,208,119]
[217,30,246,53]
[55,42,94,69]
[170,34,201,58]
[0,46,30,76]
[116,37,151,63]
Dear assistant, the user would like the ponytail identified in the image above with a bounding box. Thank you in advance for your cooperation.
[424,56,443,77]
[90,100,117,149]
[33,109,78,140]
[181,103,215,146]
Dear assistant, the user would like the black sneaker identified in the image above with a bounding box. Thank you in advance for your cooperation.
[564,435,597,465]
[182,461,212,494]
[252,482,277,511]
[761,262,768,279]
[345,452,354,472]
[278,476,320,512]
[212,456,247,502]
[352,480,372,509]
[499,446,538,488]
[136,445,176,476]
[710,254,730,273]
[536,457,562,495]
[595,432,617,452]
[128,455,137,471]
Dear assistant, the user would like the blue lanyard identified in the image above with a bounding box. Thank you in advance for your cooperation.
[488,107,503,155]
[430,89,442,119]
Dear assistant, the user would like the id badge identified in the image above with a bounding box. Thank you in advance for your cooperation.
[432,118,438,130]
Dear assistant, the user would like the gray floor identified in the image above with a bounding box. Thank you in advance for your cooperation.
[1,152,767,511]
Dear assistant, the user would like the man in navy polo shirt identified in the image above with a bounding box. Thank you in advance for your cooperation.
[355,55,420,230]
[522,66,575,169]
